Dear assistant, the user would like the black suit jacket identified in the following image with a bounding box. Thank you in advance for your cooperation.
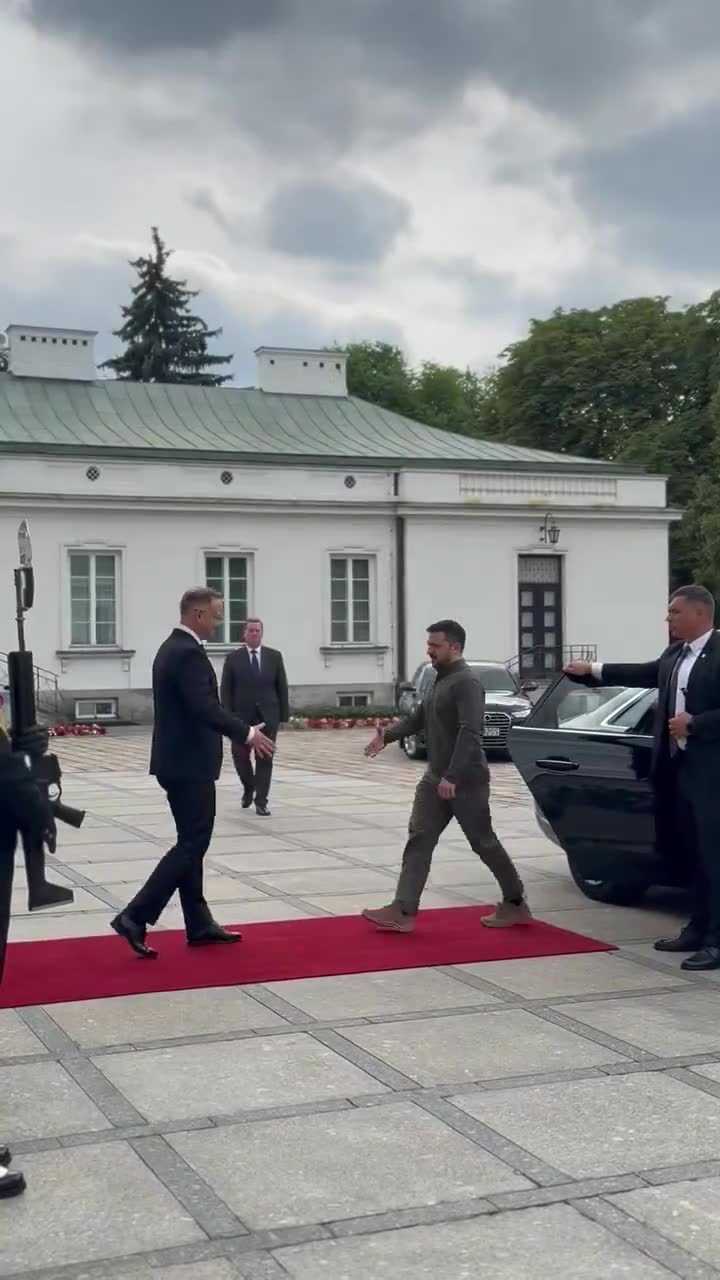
[149,629,252,782]
[598,631,720,782]
[220,645,289,729]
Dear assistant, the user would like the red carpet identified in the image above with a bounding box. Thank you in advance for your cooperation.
[0,907,615,1009]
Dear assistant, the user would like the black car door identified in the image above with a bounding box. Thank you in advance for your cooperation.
[509,677,661,884]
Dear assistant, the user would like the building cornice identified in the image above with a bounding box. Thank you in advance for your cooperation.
[0,442,654,478]
[0,492,683,523]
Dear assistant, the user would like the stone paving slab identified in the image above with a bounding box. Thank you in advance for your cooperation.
[5,729,720,1278]
[274,1203,676,1278]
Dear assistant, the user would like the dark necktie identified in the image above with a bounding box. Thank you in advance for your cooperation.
[250,650,260,680]
[667,644,691,756]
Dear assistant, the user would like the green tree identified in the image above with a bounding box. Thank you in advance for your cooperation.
[345,341,417,417]
[102,227,232,385]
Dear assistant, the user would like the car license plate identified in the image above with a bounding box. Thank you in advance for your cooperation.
[484,727,501,737]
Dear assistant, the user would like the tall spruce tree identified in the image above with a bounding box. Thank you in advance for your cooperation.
[101,227,233,385]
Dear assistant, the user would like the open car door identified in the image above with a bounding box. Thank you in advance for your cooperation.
[509,675,668,900]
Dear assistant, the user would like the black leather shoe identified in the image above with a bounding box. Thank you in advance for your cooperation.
[0,1147,10,1167]
[111,912,158,958]
[255,803,271,817]
[0,1168,26,1198]
[187,923,242,946]
[241,790,254,809]
[681,946,720,971]
[654,930,705,953]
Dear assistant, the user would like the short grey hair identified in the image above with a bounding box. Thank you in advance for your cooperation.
[671,584,716,615]
[180,587,222,615]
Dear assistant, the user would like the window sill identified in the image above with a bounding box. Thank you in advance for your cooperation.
[205,644,240,656]
[320,644,389,655]
[56,648,136,659]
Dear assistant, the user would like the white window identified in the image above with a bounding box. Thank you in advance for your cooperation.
[330,556,372,643]
[75,698,118,722]
[337,692,372,708]
[205,554,250,645]
[69,551,118,646]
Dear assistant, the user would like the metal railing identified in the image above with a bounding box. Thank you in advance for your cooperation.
[506,643,597,681]
[0,653,62,722]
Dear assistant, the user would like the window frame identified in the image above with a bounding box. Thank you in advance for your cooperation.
[328,552,376,646]
[203,550,254,648]
[66,547,122,649]
[337,691,372,709]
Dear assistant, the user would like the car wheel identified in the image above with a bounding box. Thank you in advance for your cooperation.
[401,735,425,760]
[567,855,649,906]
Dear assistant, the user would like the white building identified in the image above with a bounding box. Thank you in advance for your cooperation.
[0,324,678,722]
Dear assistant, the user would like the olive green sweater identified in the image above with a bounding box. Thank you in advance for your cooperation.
[384,659,487,783]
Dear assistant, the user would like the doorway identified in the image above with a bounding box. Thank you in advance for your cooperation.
[518,555,563,678]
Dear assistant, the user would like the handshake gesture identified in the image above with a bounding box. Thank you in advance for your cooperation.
[249,723,275,758]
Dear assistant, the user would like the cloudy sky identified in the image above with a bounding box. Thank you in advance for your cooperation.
[2,0,720,383]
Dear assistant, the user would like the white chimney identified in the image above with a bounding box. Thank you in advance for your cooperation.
[6,325,97,381]
[255,346,348,397]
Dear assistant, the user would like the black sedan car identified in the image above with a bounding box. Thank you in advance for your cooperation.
[396,661,536,759]
[509,675,689,906]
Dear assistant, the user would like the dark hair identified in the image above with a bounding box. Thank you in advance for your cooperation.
[671,584,715,616]
[180,587,222,615]
[244,617,263,628]
[427,619,466,650]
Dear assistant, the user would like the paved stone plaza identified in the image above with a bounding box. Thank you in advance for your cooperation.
[4,729,720,1277]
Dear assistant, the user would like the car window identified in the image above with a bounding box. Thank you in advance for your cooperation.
[418,666,436,694]
[468,665,518,693]
[560,688,652,732]
[528,676,655,732]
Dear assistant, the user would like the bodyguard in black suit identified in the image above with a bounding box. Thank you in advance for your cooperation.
[220,618,289,816]
[111,588,275,958]
[566,584,720,970]
[1,727,56,1198]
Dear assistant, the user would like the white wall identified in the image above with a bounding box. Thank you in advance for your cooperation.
[403,514,670,673]
[0,498,673,702]
[0,507,395,692]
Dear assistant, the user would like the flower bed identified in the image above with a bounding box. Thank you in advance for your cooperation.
[49,723,108,737]
[288,714,400,730]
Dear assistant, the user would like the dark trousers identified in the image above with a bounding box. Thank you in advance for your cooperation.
[232,724,278,805]
[394,770,524,915]
[0,815,16,985]
[663,758,720,942]
[126,779,215,937]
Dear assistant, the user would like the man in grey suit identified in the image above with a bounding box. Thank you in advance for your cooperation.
[221,619,289,816]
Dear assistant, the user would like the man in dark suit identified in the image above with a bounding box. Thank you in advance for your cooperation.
[220,618,288,816]
[111,588,275,958]
[565,583,720,971]
[1,725,56,1197]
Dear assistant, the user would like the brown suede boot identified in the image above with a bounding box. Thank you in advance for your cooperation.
[361,904,415,933]
[481,899,533,928]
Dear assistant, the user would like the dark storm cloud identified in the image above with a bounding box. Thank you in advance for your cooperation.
[27,0,289,52]
[25,0,715,125]
[569,104,720,274]
[264,179,411,264]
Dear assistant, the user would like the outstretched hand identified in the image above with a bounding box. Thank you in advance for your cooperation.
[364,730,386,758]
[252,727,276,757]
[563,660,592,678]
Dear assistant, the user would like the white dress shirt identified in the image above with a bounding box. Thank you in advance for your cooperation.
[592,629,715,750]
[177,623,255,743]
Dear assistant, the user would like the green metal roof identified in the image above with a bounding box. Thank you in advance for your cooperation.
[0,375,631,471]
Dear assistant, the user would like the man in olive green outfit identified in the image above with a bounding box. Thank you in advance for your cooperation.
[363,619,531,932]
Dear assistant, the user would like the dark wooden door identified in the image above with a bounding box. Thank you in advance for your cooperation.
[518,556,563,677]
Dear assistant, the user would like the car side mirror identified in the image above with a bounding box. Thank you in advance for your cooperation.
[521,682,538,694]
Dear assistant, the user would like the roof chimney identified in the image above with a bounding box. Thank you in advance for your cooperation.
[255,346,348,397]
[5,325,97,381]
